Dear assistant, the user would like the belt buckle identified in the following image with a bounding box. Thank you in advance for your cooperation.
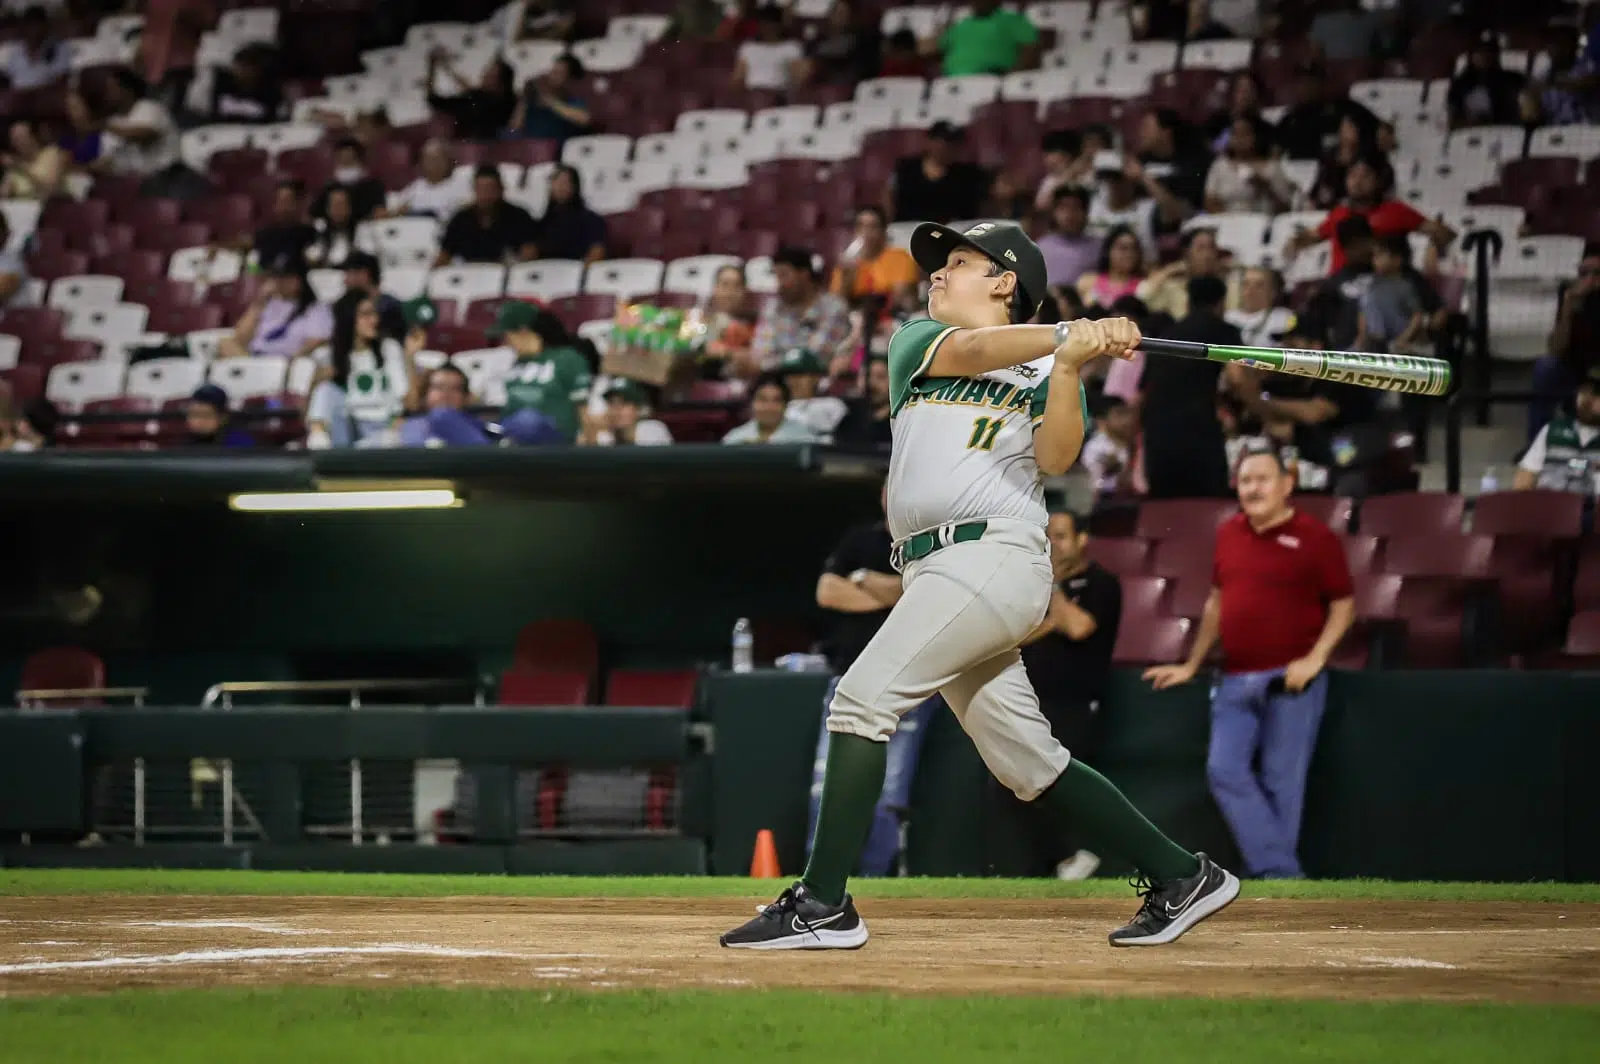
[890,541,906,571]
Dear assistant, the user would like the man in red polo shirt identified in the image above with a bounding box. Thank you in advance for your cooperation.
[1144,447,1354,878]
[1286,155,1455,275]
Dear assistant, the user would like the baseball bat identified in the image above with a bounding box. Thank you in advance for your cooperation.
[1134,337,1453,397]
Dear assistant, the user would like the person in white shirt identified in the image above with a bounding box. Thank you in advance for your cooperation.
[1514,367,1600,493]
[733,7,805,92]
[777,347,849,440]
[1203,115,1297,215]
[1225,267,1297,347]
[96,68,179,178]
[3,8,69,92]
[305,291,423,448]
[1087,153,1160,263]
[581,380,674,446]
[391,139,466,220]
[1080,396,1140,496]
[723,373,819,444]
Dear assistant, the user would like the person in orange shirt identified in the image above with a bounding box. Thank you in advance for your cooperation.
[830,205,919,307]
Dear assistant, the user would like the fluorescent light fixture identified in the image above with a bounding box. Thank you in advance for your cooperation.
[229,489,460,512]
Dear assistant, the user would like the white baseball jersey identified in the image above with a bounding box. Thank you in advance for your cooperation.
[884,317,1089,542]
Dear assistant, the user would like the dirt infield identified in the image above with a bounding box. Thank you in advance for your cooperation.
[1,896,1597,1003]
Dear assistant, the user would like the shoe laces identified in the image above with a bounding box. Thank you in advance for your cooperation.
[1127,873,1164,923]
[763,886,819,934]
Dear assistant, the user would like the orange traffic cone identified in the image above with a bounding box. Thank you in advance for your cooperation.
[749,829,781,878]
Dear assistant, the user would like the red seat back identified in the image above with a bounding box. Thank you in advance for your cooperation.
[605,668,697,709]
[498,669,590,707]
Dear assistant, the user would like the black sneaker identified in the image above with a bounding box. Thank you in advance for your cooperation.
[1108,852,1240,947]
[720,881,869,950]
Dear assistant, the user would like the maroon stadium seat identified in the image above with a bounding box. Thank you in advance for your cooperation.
[498,669,590,707]
[1293,494,1353,531]
[752,616,816,663]
[185,194,257,242]
[0,363,44,405]
[1472,490,1585,539]
[1357,492,1465,539]
[513,618,599,679]
[40,198,109,232]
[1148,536,1211,582]
[1135,498,1238,541]
[1085,537,1150,575]
[18,645,104,704]
[26,248,89,282]
[1112,615,1192,666]
[1120,574,1171,618]
[1340,534,1382,574]
[1573,544,1600,612]
[604,668,698,709]
[91,249,165,285]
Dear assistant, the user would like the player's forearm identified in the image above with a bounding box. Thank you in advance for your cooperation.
[1054,597,1098,641]
[1306,598,1355,665]
[816,574,888,613]
[1034,367,1087,476]
[858,571,903,605]
[1183,591,1222,669]
[926,324,1058,378]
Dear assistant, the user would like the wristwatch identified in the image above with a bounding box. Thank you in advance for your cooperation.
[849,569,869,586]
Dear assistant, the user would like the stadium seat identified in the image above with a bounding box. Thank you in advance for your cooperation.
[1112,615,1191,666]
[751,616,815,663]
[506,259,585,302]
[46,361,124,412]
[1148,537,1211,583]
[1085,537,1150,575]
[513,618,600,679]
[47,275,124,314]
[0,363,43,405]
[1134,498,1238,541]
[1293,494,1353,532]
[1340,534,1383,575]
[1471,490,1586,539]
[209,356,289,402]
[1356,492,1465,539]
[17,645,105,705]
[604,668,698,709]
[126,358,207,406]
[498,669,591,707]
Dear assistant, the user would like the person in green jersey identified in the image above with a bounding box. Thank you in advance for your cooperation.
[722,220,1240,951]
[488,300,593,445]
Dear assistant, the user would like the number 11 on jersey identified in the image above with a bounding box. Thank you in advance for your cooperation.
[966,416,1003,451]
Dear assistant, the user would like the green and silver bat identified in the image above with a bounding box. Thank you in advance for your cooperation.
[1137,337,1453,397]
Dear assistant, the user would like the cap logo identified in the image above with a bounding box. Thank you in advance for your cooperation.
[965,223,996,237]
[1004,250,1017,262]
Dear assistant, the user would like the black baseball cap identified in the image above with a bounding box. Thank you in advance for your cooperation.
[908,220,1049,319]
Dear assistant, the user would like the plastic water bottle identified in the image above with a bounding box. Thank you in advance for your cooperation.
[1479,466,1499,495]
[731,618,754,674]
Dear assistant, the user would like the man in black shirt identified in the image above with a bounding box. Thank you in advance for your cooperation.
[313,138,387,224]
[992,509,1123,877]
[1140,274,1235,498]
[438,165,539,265]
[1275,61,1380,161]
[251,179,316,264]
[832,355,892,448]
[888,121,987,224]
[807,483,940,876]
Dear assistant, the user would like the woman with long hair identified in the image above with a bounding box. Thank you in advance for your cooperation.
[534,163,607,262]
[218,255,334,359]
[305,290,422,448]
[306,184,359,267]
[1204,71,1269,149]
[1203,113,1296,213]
[1310,113,1375,210]
[699,262,759,378]
[1076,225,1145,309]
[1,118,66,199]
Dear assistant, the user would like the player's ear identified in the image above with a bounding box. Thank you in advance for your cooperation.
[993,270,1016,301]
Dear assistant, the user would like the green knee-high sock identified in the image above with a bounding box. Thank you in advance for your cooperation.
[1037,760,1200,883]
[801,733,888,906]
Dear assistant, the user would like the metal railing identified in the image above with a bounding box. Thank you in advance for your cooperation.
[16,686,150,705]
[1443,387,1537,494]
[16,686,150,844]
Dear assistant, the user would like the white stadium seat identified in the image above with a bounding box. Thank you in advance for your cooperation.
[744,255,777,294]
[125,357,206,405]
[379,267,429,301]
[1528,124,1600,160]
[675,108,748,138]
[507,260,585,302]
[662,255,741,298]
[854,77,927,108]
[184,328,235,362]
[66,303,149,349]
[168,247,244,285]
[582,258,665,299]
[1445,125,1527,164]
[1181,38,1252,70]
[0,333,19,370]
[927,74,1001,110]
[286,355,320,398]
[779,126,861,162]
[427,264,507,305]
[452,347,515,399]
[209,355,289,401]
[749,105,819,138]
[675,157,750,191]
[179,125,251,170]
[47,361,124,412]
[307,268,347,304]
[1493,236,1586,282]
[1000,69,1074,104]
[360,216,442,253]
[569,37,642,73]
[249,123,324,157]
[1349,79,1427,119]
[562,133,633,171]
[47,275,124,314]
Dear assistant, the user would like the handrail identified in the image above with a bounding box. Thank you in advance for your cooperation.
[15,685,149,703]
[201,677,486,709]
[1443,387,1539,494]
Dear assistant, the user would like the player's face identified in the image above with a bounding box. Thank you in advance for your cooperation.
[1236,453,1293,518]
[928,247,1004,323]
[712,266,746,308]
[774,263,809,301]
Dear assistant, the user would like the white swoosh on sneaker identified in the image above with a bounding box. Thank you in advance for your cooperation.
[791,911,846,935]
[1163,877,1208,918]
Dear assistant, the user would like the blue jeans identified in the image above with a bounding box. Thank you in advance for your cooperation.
[306,381,391,447]
[806,676,939,876]
[1206,668,1329,878]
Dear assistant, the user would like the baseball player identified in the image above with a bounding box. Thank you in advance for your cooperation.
[721,221,1239,951]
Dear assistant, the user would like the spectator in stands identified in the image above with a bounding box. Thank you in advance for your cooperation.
[888,121,986,225]
[699,263,759,377]
[95,68,182,183]
[490,301,591,444]
[831,205,917,306]
[1293,216,1373,352]
[733,5,805,92]
[578,380,674,446]
[1203,71,1269,151]
[1087,154,1159,260]
[1309,113,1374,211]
[217,253,334,360]
[182,384,255,448]
[252,179,316,266]
[508,0,578,41]
[978,170,1030,222]
[671,0,725,38]
[305,186,359,269]
[439,164,539,266]
[1080,395,1138,497]
[800,1,881,87]
[1017,508,1123,879]
[1,7,69,91]
[1274,61,1377,161]
[1076,224,1146,310]
[1515,365,1600,494]
[1204,114,1295,215]
[751,245,851,372]
[385,363,479,447]
[1520,29,1600,126]
[715,0,763,42]
[1179,0,1236,42]
[391,140,465,220]
[509,53,590,144]
[1,397,58,451]
[1033,130,1085,212]
[878,28,926,77]
[722,372,817,443]
[778,347,848,440]
[1037,187,1099,290]
[1357,235,1427,354]
[60,89,102,168]
[833,354,891,447]
[1531,248,1600,440]
[1447,36,1527,129]
[305,291,423,449]
[1307,0,1383,62]
[1226,267,1296,347]
[186,42,282,125]
[427,54,518,142]
[1140,275,1235,498]
[0,213,28,310]
[1137,227,1232,321]
[314,139,386,225]
[926,0,1039,77]
[341,252,408,342]
[531,164,606,263]
[1146,446,1354,879]
[1131,109,1207,228]
[1,118,67,199]
[1288,156,1453,275]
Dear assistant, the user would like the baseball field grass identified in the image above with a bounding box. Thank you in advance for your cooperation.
[1,871,1597,1064]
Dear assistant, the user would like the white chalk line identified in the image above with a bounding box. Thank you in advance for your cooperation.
[0,945,608,976]
[123,920,316,935]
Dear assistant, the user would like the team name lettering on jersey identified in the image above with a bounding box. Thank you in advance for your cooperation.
[902,375,1035,416]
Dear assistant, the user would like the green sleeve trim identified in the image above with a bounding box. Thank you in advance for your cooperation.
[887,318,958,417]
